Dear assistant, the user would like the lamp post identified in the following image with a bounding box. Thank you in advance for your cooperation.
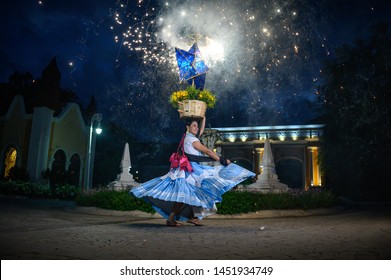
[86,113,102,189]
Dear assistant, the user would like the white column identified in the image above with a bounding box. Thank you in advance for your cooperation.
[27,107,54,181]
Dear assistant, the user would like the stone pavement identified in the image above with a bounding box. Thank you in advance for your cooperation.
[0,195,391,260]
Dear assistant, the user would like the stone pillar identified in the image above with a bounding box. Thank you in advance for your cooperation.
[312,147,321,186]
[307,147,321,187]
[255,147,264,177]
[201,129,219,150]
[200,129,219,166]
[305,147,311,190]
[27,106,54,181]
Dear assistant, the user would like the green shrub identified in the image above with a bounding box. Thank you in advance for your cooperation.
[76,191,98,206]
[254,193,298,210]
[216,188,338,214]
[216,191,256,214]
[0,180,51,198]
[76,190,155,213]
[295,188,338,209]
[52,184,81,200]
[0,180,80,200]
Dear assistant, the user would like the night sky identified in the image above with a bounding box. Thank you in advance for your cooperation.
[1,0,390,142]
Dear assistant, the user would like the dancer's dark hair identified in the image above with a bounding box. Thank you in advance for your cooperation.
[184,117,200,129]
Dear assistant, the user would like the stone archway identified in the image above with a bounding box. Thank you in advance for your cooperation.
[3,147,17,178]
[51,150,66,189]
[276,158,303,189]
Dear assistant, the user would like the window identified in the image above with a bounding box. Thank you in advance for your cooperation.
[4,147,17,178]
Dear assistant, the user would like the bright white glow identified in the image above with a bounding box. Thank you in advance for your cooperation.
[200,37,225,63]
[258,133,267,140]
[291,131,299,140]
[95,128,102,135]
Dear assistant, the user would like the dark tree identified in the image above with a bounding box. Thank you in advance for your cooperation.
[93,121,137,187]
[316,23,391,201]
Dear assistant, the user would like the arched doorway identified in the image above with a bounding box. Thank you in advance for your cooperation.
[276,158,303,189]
[51,150,66,189]
[67,154,81,186]
[3,147,17,178]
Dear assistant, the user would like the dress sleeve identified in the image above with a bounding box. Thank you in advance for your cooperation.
[188,134,200,144]
[184,134,201,155]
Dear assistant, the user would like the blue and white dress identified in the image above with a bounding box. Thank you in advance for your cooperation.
[130,132,255,221]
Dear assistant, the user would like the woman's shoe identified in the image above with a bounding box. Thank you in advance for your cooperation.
[166,220,182,227]
[186,218,203,226]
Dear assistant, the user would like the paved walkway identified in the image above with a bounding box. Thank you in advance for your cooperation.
[0,196,390,260]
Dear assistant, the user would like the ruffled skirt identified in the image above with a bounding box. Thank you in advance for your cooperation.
[130,162,255,221]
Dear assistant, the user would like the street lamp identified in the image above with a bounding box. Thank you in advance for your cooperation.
[86,113,102,189]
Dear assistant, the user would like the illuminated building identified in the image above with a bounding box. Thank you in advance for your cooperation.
[201,124,324,190]
[0,58,97,188]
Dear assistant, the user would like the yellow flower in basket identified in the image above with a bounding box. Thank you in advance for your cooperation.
[169,86,216,109]
[169,86,217,119]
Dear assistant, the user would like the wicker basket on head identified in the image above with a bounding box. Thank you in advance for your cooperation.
[178,100,207,119]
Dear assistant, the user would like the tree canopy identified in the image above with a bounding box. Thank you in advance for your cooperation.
[317,22,391,200]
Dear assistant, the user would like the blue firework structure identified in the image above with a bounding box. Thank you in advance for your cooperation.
[175,42,209,90]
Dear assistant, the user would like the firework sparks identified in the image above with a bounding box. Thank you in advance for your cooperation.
[108,0,334,138]
[111,1,330,90]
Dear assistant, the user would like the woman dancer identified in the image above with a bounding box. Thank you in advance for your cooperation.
[130,117,255,226]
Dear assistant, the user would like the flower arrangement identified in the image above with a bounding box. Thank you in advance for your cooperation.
[169,85,217,109]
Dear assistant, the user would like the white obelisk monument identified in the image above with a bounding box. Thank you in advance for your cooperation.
[247,138,289,193]
[108,143,139,190]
